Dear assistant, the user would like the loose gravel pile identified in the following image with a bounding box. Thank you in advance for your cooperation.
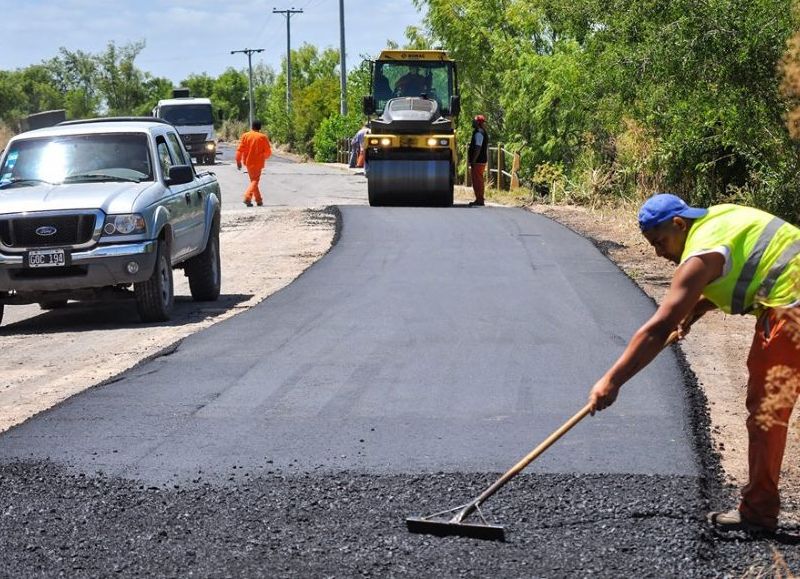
[1,461,797,578]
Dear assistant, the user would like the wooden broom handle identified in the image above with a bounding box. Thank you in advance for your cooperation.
[471,329,681,510]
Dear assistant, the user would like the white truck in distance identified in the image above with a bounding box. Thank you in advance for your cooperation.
[152,92,217,165]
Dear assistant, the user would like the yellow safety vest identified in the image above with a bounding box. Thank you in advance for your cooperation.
[681,204,800,315]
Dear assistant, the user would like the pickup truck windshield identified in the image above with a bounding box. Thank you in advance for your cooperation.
[159,104,214,126]
[0,133,153,186]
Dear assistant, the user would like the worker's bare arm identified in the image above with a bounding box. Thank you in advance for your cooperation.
[588,252,724,413]
[677,296,717,338]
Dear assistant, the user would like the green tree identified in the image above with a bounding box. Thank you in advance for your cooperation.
[134,76,174,116]
[182,73,216,101]
[96,40,149,115]
[415,0,800,219]
[252,63,277,122]
[0,71,29,126]
[46,47,100,119]
[266,44,342,153]
[19,65,63,114]
[212,68,250,123]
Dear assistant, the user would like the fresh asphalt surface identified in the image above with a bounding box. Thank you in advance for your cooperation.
[0,148,796,577]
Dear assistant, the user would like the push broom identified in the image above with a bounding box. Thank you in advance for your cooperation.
[406,331,680,542]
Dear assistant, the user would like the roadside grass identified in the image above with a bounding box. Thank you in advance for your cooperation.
[217,119,247,143]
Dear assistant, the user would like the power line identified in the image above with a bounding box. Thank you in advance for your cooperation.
[252,13,278,46]
[230,48,265,126]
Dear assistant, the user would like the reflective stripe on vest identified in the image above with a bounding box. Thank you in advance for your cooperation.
[756,238,800,305]
[681,204,800,314]
[731,217,785,314]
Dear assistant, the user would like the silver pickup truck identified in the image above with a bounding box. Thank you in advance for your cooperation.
[0,117,222,325]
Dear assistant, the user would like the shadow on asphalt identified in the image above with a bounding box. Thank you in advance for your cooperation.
[0,292,253,335]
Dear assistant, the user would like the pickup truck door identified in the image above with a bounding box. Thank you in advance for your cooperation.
[166,132,206,256]
[156,136,193,262]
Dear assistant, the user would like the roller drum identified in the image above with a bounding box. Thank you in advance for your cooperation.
[368,159,453,206]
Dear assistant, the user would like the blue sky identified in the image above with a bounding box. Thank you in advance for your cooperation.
[0,0,425,82]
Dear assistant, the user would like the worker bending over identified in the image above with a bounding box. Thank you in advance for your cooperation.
[589,193,800,534]
[236,120,272,207]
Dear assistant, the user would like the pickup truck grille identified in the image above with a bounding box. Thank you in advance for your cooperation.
[0,214,97,248]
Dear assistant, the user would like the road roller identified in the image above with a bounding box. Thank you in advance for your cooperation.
[362,50,461,206]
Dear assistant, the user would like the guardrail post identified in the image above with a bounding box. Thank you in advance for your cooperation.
[497,143,502,190]
[511,151,520,189]
[338,137,353,164]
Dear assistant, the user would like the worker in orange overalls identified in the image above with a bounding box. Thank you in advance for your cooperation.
[236,120,272,207]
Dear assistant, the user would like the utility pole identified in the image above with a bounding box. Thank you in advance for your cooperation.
[273,7,303,116]
[230,48,264,127]
[338,0,347,116]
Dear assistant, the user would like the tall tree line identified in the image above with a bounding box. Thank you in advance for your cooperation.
[0,40,367,161]
[415,0,800,220]
[0,42,174,124]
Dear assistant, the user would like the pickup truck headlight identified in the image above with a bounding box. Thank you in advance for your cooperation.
[205,142,216,151]
[103,214,146,235]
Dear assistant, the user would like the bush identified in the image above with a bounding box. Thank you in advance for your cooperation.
[217,119,247,143]
[313,114,363,163]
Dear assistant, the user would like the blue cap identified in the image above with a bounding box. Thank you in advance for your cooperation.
[638,193,708,231]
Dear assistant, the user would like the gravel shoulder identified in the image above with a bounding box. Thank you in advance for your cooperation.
[0,206,337,433]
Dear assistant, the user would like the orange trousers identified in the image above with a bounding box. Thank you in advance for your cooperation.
[244,165,264,204]
[470,163,486,203]
[740,307,800,528]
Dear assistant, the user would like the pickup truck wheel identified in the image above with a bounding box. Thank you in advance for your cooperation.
[40,300,68,310]
[134,240,174,322]
[186,223,221,301]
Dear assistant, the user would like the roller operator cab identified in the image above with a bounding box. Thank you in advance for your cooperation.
[362,50,461,207]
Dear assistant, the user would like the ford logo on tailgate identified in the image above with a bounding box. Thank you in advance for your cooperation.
[35,226,58,236]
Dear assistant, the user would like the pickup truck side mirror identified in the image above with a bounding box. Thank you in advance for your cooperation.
[449,95,461,118]
[362,95,376,116]
[167,164,194,186]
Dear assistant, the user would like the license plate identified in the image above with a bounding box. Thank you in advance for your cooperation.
[26,248,68,268]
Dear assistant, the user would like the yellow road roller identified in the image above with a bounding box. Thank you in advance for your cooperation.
[362,50,460,206]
